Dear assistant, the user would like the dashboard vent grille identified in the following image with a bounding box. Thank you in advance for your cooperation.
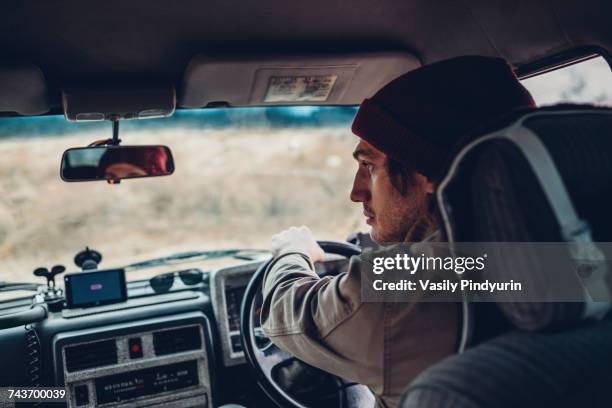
[65,339,117,372]
[153,325,202,356]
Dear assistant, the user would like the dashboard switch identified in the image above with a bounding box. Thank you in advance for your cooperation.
[230,334,243,353]
[129,337,143,359]
[74,384,89,406]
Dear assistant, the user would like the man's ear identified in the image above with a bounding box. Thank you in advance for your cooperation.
[424,178,436,194]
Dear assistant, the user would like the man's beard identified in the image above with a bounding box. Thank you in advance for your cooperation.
[370,212,419,245]
[368,198,434,245]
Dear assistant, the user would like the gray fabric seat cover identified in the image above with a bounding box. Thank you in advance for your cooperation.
[400,318,612,408]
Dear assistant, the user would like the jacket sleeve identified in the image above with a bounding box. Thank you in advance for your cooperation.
[260,252,385,390]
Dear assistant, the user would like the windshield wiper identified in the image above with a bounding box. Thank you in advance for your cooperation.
[0,281,41,292]
[123,249,269,271]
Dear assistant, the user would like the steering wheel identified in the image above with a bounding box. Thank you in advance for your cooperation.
[240,240,362,408]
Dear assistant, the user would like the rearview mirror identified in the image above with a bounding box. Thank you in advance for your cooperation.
[61,145,175,183]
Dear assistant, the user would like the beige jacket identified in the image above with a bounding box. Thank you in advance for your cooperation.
[260,222,460,407]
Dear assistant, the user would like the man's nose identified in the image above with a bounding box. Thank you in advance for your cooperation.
[350,169,370,203]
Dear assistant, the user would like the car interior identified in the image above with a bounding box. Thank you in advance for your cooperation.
[0,1,611,407]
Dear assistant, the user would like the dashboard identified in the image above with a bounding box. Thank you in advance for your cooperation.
[0,256,350,407]
[55,313,212,407]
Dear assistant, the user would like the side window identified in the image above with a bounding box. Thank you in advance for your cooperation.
[520,56,612,106]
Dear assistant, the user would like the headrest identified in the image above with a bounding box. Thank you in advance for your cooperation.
[437,105,612,333]
[440,104,612,242]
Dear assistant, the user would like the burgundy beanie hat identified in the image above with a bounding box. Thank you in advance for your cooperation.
[351,55,536,180]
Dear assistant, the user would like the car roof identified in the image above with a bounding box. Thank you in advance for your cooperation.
[0,0,610,114]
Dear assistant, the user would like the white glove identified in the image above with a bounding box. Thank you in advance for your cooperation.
[270,226,325,263]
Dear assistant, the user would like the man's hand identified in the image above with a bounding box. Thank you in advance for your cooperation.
[271,226,325,263]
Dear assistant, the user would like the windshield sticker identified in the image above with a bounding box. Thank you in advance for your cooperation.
[264,75,338,102]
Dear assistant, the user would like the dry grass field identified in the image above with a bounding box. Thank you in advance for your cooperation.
[0,122,366,282]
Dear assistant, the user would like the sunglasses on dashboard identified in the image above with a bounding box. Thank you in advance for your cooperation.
[149,268,204,293]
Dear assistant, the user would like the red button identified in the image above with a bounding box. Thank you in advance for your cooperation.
[128,337,143,358]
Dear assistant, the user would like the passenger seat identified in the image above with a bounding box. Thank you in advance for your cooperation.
[400,105,612,408]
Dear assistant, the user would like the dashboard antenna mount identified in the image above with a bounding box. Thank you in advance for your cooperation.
[33,265,65,289]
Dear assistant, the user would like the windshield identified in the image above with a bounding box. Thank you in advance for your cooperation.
[2,56,611,286]
[0,107,365,282]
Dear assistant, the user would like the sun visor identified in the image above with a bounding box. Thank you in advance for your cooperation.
[0,62,50,115]
[179,53,420,107]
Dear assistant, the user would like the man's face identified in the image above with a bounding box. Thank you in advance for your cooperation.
[350,140,433,244]
[104,163,147,180]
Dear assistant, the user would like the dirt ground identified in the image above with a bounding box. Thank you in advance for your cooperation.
[0,124,366,283]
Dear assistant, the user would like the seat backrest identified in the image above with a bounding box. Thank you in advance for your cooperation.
[399,106,612,408]
[438,106,612,339]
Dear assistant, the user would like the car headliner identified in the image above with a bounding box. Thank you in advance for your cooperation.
[0,0,610,112]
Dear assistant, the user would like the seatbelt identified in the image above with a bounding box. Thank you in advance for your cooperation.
[505,125,611,318]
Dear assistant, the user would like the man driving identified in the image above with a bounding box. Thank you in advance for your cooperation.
[261,56,536,407]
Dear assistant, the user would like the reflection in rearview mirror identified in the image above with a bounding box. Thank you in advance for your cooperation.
[61,145,175,182]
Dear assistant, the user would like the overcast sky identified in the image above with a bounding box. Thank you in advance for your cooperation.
[521,56,612,106]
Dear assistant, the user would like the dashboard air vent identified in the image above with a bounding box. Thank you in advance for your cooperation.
[65,339,118,372]
[153,325,202,356]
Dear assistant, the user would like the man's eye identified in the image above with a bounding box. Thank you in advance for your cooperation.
[361,162,374,172]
